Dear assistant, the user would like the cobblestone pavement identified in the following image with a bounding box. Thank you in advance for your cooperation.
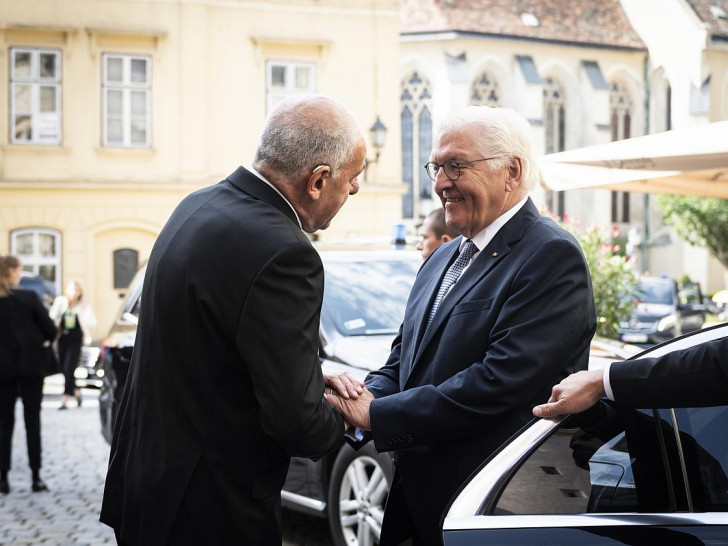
[0,375,333,545]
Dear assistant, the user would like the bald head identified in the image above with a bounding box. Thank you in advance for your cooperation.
[253,94,364,182]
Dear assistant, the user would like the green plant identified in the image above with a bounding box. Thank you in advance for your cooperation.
[558,219,639,339]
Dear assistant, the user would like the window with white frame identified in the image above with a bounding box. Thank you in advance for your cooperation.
[470,72,500,107]
[102,54,151,147]
[10,228,62,292]
[10,48,62,145]
[266,61,316,112]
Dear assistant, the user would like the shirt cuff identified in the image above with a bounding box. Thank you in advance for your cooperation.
[345,427,365,442]
[603,362,615,401]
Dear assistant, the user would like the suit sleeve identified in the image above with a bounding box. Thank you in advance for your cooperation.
[236,242,344,459]
[610,338,728,408]
[369,235,596,451]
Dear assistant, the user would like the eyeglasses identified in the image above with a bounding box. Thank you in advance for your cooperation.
[424,157,500,182]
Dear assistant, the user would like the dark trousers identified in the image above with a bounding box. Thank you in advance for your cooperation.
[58,335,82,396]
[0,375,44,472]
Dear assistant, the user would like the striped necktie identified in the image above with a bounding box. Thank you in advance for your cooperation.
[427,239,476,326]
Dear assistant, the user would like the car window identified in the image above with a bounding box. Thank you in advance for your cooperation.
[666,406,728,512]
[322,259,418,336]
[637,281,675,305]
[492,405,682,515]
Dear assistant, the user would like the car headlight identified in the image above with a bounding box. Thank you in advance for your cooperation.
[657,315,676,332]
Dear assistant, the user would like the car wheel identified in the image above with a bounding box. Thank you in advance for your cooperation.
[327,443,392,546]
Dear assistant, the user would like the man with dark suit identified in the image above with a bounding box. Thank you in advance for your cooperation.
[100,95,367,545]
[326,106,596,545]
[533,337,728,416]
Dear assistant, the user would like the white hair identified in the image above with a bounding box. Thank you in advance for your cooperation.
[253,94,364,181]
[437,106,538,190]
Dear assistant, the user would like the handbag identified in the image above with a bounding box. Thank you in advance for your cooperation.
[44,342,61,377]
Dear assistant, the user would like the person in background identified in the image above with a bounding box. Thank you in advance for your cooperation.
[532,337,728,417]
[49,281,96,410]
[326,106,596,546]
[0,255,58,494]
[101,94,366,545]
[416,207,460,260]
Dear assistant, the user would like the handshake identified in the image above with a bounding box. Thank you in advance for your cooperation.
[323,373,373,432]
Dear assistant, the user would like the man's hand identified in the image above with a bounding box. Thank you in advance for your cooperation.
[532,370,606,418]
[325,388,373,431]
[324,372,365,400]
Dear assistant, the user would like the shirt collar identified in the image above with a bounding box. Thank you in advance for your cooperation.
[466,196,528,253]
[249,167,303,230]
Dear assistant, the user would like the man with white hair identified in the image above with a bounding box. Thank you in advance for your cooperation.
[101,95,366,545]
[327,106,596,546]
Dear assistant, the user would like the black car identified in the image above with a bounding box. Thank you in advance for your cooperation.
[443,322,728,545]
[619,276,706,345]
[96,250,639,546]
[18,271,56,309]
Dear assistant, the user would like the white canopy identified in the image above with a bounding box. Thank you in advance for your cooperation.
[538,121,728,198]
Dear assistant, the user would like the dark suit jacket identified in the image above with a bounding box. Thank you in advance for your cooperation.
[610,337,728,407]
[0,289,58,377]
[365,199,596,545]
[100,167,344,545]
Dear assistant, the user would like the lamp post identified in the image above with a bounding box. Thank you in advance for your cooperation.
[365,116,387,182]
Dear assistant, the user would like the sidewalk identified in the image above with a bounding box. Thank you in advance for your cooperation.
[0,375,115,545]
[0,374,331,545]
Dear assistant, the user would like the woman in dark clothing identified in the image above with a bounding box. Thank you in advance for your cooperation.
[49,280,96,410]
[0,255,58,494]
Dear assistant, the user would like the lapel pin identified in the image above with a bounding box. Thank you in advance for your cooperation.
[491,252,498,257]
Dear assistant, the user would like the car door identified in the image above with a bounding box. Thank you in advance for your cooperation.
[443,324,728,545]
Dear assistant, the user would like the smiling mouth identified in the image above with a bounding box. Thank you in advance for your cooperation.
[445,197,464,203]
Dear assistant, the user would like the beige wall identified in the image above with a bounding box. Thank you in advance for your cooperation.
[0,0,404,338]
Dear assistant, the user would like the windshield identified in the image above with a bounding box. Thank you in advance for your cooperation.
[637,280,675,305]
[322,258,419,336]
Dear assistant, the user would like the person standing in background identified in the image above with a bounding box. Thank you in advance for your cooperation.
[0,255,58,494]
[50,281,96,410]
[416,207,460,260]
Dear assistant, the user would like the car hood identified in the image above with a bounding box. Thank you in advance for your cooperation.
[323,334,394,372]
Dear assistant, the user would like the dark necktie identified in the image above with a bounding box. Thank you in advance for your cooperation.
[427,239,476,326]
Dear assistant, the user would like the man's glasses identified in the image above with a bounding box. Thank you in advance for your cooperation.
[424,157,500,182]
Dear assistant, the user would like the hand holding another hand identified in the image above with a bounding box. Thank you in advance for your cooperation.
[323,372,365,400]
[325,388,373,431]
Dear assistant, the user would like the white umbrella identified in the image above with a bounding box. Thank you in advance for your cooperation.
[539,121,728,198]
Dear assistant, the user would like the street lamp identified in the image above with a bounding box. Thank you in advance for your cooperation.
[365,116,387,182]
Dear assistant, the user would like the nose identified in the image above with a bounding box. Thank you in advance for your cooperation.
[433,170,453,195]
[349,179,360,195]
[416,239,423,251]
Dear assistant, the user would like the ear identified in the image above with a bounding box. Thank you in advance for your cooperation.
[505,156,524,193]
[306,165,331,201]
[441,234,453,243]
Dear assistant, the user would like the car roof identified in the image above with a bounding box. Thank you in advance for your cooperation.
[317,249,421,263]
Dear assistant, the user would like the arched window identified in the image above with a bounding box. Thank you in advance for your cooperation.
[470,72,500,107]
[401,72,433,219]
[543,77,566,218]
[610,82,633,223]
[10,227,61,292]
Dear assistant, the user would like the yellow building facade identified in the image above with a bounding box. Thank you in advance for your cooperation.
[0,0,403,337]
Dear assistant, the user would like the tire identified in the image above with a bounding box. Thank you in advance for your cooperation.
[327,443,393,546]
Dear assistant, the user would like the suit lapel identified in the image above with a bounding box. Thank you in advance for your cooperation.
[407,199,540,382]
[226,166,300,226]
